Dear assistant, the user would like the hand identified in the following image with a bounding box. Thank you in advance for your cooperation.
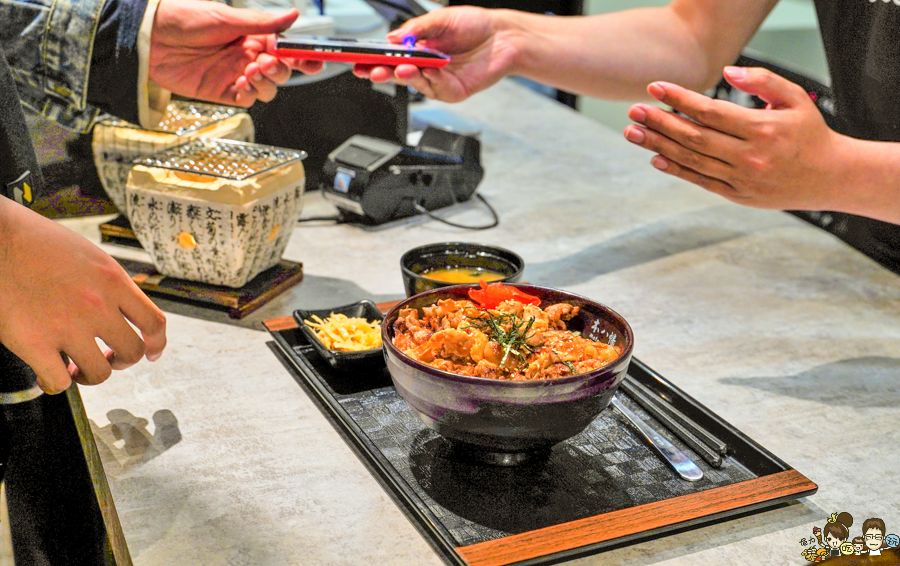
[352,6,519,102]
[0,200,166,394]
[622,66,853,212]
[150,0,323,108]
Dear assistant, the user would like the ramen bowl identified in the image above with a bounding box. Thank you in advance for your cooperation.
[400,242,525,298]
[382,284,633,465]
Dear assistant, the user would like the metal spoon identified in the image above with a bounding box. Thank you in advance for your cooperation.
[610,395,704,482]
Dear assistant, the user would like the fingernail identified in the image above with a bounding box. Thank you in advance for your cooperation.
[252,72,263,81]
[629,105,647,124]
[388,28,408,38]
[624,126,645,144]
[147,353,161,362]
[724,66,747,81]
[243,83,253,92]
[648,83,665,100]
[651,156,668,171]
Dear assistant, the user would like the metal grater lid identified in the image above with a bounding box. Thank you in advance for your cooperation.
[99,101,241,135]
[135,138,307,181]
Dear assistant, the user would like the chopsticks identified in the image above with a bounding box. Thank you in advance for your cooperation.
[620,376,729,468]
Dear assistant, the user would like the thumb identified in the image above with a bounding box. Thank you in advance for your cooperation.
[723,66,810,110]
[386,11,445,44]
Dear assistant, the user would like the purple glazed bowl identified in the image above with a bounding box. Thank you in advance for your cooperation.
[382,284,634,465]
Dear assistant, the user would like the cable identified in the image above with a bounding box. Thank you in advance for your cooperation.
[412,193,499,230]
[297,214,344,223]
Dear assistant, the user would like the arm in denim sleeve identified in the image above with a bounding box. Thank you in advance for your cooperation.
[0,0,162,133]
[86,0,146,125]
[88,0,169,128]
[0,0,106,132]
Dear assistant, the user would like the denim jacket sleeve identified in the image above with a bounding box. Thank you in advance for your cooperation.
[0,0,151,133]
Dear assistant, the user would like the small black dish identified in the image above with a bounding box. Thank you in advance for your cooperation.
[400,242,525,297]
[294,300,385,371]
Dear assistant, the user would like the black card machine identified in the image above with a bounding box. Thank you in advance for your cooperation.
[321,126,484,225]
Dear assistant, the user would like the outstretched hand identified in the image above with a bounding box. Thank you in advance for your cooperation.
[150,0,323,108]
[0,200,167,394]
[353,6,518,102]
[623,66,853,212]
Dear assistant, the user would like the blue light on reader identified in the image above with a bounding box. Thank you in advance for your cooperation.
[334,171,352,193]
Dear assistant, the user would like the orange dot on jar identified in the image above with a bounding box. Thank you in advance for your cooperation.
[177,231,197,249]
[268,224,280,242]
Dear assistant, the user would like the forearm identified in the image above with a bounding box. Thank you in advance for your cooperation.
[831,135,900,224]
[498,1,772,100]
[0,197,9,266]
[0,199,28,292]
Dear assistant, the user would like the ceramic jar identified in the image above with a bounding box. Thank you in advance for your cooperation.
[92,101,254,212]
[126,138,306,288]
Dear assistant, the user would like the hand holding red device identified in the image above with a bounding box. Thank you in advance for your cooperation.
[274,35,450,68]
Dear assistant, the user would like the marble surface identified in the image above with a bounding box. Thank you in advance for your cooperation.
[69,79,900,566]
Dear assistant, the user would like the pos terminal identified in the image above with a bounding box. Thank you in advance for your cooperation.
[320,126,484,226]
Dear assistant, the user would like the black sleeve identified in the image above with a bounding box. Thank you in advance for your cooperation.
[0,47,42,199]
[86,0,151,124]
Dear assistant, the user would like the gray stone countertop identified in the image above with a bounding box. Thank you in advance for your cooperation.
[66,79,900,566]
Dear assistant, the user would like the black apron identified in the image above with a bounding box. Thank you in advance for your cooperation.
[811,0,900,273]
[1,48,109,566]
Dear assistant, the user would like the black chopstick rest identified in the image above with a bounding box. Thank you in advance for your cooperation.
[624,377,729,456]
[620,380,724,468]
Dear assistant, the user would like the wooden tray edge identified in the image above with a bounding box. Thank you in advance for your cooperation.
[454,469,817,566]
[263,300,400,332]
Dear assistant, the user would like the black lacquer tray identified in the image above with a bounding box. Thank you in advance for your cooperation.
[264,316,816,566]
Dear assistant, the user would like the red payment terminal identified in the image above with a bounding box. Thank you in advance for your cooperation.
[274,35,450,68]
